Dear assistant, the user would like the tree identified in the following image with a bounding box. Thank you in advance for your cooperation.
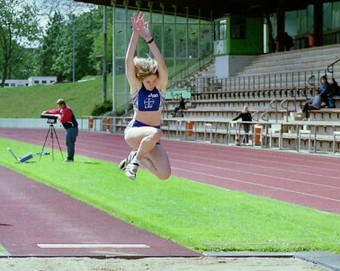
[37,6,100,82]
[0,0,39,87]
[37,12,64,77]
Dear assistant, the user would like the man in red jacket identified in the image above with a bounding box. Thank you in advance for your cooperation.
[42,99,79,162]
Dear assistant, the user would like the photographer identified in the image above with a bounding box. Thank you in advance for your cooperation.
[42,99,78,162]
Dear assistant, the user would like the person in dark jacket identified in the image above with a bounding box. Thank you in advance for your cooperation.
[319,75,331,107]
[232,105,252,143]
[171,97,186,117]
[328,78,340,108]
[284,32,294,51]
[42,99,78,162]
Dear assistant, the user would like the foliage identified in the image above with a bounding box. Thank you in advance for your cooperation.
[0,75,128,118]
[0,138,339,253]
[91,100,113,116]
[0,0,40,87]
[37,12,64,78]
[1,2,213,88]
[37,10,102,82]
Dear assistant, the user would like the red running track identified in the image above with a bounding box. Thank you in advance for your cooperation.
[1,128,339,214]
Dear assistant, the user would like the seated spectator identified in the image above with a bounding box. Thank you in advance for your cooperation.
[232,105,252,143]
[319,75,331,107]
[327,78,340,108]
[171,97,186,117]
[302,89,322,119]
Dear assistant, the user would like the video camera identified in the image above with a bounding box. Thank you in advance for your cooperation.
[41,113,59,124]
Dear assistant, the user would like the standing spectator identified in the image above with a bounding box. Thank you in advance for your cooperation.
[171,96,186,117]
[284,32,294,51]
[232,105,252,143]
[42,99,79,162]
[302,89,322,119]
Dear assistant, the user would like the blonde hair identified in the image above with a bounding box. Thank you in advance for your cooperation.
[242,105,249,113]
[133,56,158,81]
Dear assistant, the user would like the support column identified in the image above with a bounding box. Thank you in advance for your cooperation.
[102,6,108,102]
[172,5,177,73]
[313,0,323,46]
[124,0,129,111]
[276,0,285,52]
[185,7,189,67]
[111,0,116,114]
[160,3,165,56]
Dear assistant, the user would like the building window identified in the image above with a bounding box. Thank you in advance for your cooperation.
[214,19,227,40]
[231,18,246,39]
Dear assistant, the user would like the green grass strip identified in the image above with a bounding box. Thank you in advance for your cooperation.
[0,137,339,253]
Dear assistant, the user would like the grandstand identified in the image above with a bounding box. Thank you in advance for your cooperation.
[44,1,339,153]
[81,43,340,154]
[162,44,340,153]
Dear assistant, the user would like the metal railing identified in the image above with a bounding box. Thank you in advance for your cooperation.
[78,115,340,154]
[280,98,291,121]
[269,99,278,122]
[251,111,260,121]
[327,58,340,77]
[167,52,214,89]
[186,69,327,95]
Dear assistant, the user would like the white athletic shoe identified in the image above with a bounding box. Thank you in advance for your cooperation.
[118,150,137,171]
[125,162,139,180]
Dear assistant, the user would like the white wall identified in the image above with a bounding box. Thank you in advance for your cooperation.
[215,55,257,78]
[0,119,63,129]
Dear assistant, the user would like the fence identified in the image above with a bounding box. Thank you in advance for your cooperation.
[2,116,340,154]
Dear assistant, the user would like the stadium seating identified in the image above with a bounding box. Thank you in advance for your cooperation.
[160,44,340,154]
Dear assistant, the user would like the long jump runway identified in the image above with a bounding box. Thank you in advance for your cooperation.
[1,128,340,256]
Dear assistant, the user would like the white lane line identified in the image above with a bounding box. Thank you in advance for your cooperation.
[173,158,340,190]
[176,167,340,203]
[37,244,150,249]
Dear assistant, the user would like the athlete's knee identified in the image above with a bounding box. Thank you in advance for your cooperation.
[144,128,162,143]
[152,129,163,141]
[157,168,171,180]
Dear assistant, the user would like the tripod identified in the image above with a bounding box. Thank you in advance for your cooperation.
[40,119,64,161]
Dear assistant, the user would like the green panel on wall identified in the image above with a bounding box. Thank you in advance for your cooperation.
[227,17,263,55]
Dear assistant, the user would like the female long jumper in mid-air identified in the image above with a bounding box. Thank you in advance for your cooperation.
[119,12,171,181]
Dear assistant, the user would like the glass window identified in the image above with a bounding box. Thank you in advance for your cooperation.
[231,18,246,39]
[214,19,227,40]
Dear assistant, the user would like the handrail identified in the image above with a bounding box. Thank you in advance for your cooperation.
[280,98,290,122]
[251,111,260,121]
[189,68,327,94]
[169,52,214,78]
[308,75,315,86]
[269,99,278,109]
[167,52,214,89]
[269,99,278,122]
[327,58,340,76]
[260,111,269,122]
[280,98,289,110]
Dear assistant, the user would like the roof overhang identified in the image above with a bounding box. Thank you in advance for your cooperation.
[75,0,338,20]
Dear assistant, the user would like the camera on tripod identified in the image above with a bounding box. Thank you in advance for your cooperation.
[41,113,59,124]
[39,112,64,161]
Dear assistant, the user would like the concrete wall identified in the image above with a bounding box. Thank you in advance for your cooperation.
[215,55,256,78]
[0,118,100,132]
